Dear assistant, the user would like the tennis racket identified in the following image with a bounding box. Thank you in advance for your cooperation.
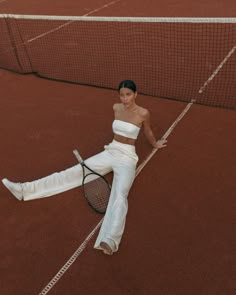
[73,149,111,214]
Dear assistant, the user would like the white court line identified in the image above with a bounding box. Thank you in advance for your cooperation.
[21,0,121,44]
[136,101,194,176]
[1,0,121,58]
[83,0,121,17]
[38,100,194,295]
[198,45,236,94]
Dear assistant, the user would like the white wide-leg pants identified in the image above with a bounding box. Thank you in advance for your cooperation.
[22,140,138,253]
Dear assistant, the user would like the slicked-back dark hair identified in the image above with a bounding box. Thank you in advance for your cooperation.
[118,80,137,93]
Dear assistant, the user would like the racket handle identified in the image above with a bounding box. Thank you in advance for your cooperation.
[73,149,84,163]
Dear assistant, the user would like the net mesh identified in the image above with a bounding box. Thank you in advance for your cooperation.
[1,14,236,109]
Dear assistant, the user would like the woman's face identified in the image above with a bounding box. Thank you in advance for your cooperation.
[119,87,137,106]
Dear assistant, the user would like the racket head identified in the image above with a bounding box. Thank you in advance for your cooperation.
[82,173,111,214]
[73,148,111,214]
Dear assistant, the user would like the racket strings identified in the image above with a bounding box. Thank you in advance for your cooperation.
[83,177,110,213]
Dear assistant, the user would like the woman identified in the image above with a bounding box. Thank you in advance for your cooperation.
[2,80,167,255]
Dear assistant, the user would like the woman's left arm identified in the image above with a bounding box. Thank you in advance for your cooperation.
[142,110,167,149]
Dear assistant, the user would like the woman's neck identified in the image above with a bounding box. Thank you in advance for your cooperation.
[123,103,138,112]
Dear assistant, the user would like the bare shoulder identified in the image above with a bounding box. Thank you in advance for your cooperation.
[137,106,150,120]
[113,103,122,111]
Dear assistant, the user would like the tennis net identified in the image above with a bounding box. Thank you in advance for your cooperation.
[1,14,236,109]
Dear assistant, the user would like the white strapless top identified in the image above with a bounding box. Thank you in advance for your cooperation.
[112,119,141,139]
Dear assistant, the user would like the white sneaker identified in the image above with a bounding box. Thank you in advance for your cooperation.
[2,178,23,201]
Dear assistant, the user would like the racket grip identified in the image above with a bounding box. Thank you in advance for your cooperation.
[73,149,84,163]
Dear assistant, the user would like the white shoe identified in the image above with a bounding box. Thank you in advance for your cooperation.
[2,178,23,201]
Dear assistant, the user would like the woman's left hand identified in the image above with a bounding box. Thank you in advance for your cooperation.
[154,139,167,149]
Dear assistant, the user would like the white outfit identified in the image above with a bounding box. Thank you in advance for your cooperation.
[112,119,140,139]
[2,120,141,254]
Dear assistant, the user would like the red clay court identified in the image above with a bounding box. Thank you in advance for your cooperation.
[0,1,235,295]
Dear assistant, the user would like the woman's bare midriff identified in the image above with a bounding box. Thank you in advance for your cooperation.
[113,134,136,146]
